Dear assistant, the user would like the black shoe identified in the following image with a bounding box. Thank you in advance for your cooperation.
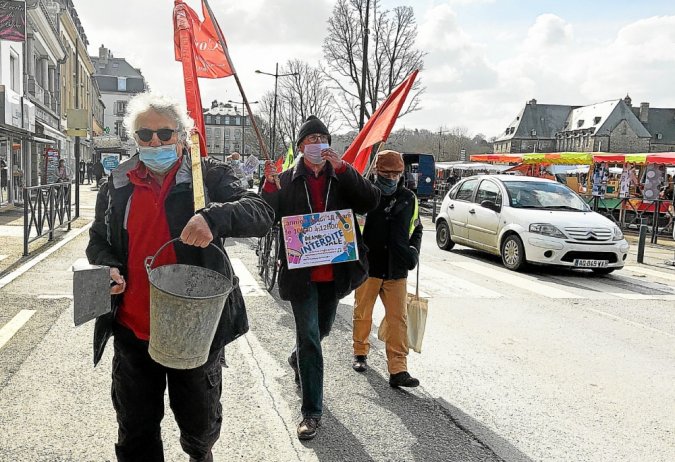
[352,355,368,372]
[288,354,300,385]
[389,371,420,388]
[297,417,321,440]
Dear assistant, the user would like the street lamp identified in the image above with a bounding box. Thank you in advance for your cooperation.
[255,63,299,159]
[228,99,258,156]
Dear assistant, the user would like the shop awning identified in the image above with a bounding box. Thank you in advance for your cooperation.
[522,152,594,165]
[469,153,523,163]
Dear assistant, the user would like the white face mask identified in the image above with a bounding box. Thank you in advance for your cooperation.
[303,143,328,164]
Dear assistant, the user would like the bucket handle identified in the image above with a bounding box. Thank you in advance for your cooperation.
[144,237,239,289]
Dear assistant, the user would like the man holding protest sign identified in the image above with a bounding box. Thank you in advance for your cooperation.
[352,150,423,388]
[262,115,380,440]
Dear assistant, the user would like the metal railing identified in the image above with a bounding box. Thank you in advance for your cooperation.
[23,182,74,256]
[582,195,674,243]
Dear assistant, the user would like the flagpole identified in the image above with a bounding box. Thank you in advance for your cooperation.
[202,0,271,162]
[363,142,385,179]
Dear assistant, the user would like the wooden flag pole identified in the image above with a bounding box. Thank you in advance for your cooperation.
[202,0,270,162]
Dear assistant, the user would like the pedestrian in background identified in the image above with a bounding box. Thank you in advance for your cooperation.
[86,161,93,185]
[57,159,70,183]
[92,159,104,189]
[261,115,380,440]
[86,92,273,461]
[352,150,423,388]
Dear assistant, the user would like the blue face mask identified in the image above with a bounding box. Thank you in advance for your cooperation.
[375,175,398,195]
[139,144,179,173]
[303,143,329,164]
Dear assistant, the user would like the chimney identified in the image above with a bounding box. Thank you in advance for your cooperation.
[639,102,649,124]
[528,98,537,105]
[624,94,632,107]
[99,44,108,65]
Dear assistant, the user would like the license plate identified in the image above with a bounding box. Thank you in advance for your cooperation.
[573,259,609,268]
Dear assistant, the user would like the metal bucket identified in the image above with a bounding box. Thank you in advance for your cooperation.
[145,238,235,369]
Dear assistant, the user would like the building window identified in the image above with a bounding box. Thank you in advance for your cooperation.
[115,100,127,116]
[235,116,241,126]
[594,117,602,125]
[215,116,221,124]
[117,77,127,91]
[114,120,124,138]
[224,116,230,125]
[10,52,19,92]
[224,129,230,140]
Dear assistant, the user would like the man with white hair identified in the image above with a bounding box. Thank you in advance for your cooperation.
[86,92,274,461]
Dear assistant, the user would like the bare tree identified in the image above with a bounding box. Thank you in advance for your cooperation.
[256,60,339,158]
[323,0,425,129]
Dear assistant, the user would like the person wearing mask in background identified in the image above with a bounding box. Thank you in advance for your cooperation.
[86,92,274,461]
[261,115,380,440]
[352,150,423,388]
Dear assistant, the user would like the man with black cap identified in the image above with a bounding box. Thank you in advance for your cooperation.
[352,150,423,388]
[262,115,380,440]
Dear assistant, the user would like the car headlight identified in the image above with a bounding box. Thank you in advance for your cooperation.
[529,223,567,239]
[612,226,624,241]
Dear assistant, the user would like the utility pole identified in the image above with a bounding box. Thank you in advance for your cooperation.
[255,65,299,159]
[359,0,371,130]
[74,38,80,219]
[437,127,448,161]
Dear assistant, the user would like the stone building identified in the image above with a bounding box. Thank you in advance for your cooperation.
[203,101,253,161]
[90,45,147,158]
[494,96,675,154]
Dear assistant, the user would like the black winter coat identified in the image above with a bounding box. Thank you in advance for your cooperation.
[262,160,380,302]
[363,182,423,280]
[86,154,274,366]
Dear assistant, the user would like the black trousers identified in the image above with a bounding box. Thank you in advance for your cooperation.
[111,324,222,462]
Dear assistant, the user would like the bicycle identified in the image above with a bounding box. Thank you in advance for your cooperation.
[257,223,280,292]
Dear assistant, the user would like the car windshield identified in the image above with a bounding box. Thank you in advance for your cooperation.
[504,181,590,211]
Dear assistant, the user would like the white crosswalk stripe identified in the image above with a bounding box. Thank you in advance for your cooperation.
[0,310,35,350]
[623,265,675,282]
[451,261,584,299]
[230,258,269,297]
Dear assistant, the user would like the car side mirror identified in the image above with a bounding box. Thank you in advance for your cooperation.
[481,200,501,213]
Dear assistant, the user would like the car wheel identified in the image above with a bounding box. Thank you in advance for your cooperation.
[436,220,455,250]
[591,268,615,276]
[501,234,526,271]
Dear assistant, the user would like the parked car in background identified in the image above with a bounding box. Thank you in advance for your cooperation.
[435,175,630,273]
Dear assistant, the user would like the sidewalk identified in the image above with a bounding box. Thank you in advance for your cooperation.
[0,183,98,277]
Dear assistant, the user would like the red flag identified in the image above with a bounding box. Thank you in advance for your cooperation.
[343,70,419,174]
[173,1,234,79]
[173,1,207,155]
[275,156,284,172]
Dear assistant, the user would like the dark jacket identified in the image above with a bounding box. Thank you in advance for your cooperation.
[363,181,423,280]
[262,160,380,301]
[86,153,274,366]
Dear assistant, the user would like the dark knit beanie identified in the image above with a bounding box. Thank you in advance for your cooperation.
[296,115,331,146]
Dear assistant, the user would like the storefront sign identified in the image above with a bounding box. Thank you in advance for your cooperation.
[100,153,120,174]
[0,1,26,42]
[281,209,358,269]
[44,148,59,184]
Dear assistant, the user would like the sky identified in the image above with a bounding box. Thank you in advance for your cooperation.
[74,0,675,139]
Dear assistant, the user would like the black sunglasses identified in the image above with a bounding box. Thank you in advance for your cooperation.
[135,128,176,143]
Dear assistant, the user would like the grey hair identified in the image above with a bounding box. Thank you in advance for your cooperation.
[123,92,195,145]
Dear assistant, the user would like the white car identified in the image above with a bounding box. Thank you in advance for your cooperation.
[435,175,630,274]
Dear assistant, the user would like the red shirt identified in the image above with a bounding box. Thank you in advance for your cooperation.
[117,159,182,340]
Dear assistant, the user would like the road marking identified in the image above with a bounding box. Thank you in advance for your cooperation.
[230,258,269,297]
[0,223,92,290]
[451,261,583,299]
[623,265,675,282]
[549,275,675,300]
[419,263,502,298]
[0,310,36,350]
[582,306,675,340]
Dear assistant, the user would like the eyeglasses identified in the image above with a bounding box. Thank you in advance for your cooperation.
[135,128,177,143]
[305,134,329,143]
[378,171,402,179]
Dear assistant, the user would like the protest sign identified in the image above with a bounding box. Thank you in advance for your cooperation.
[281,209,358,269]
[243,154,259,174]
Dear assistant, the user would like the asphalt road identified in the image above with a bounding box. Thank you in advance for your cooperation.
[0,214,674,461]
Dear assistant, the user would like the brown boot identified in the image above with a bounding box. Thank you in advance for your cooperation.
[297,417,321,440]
